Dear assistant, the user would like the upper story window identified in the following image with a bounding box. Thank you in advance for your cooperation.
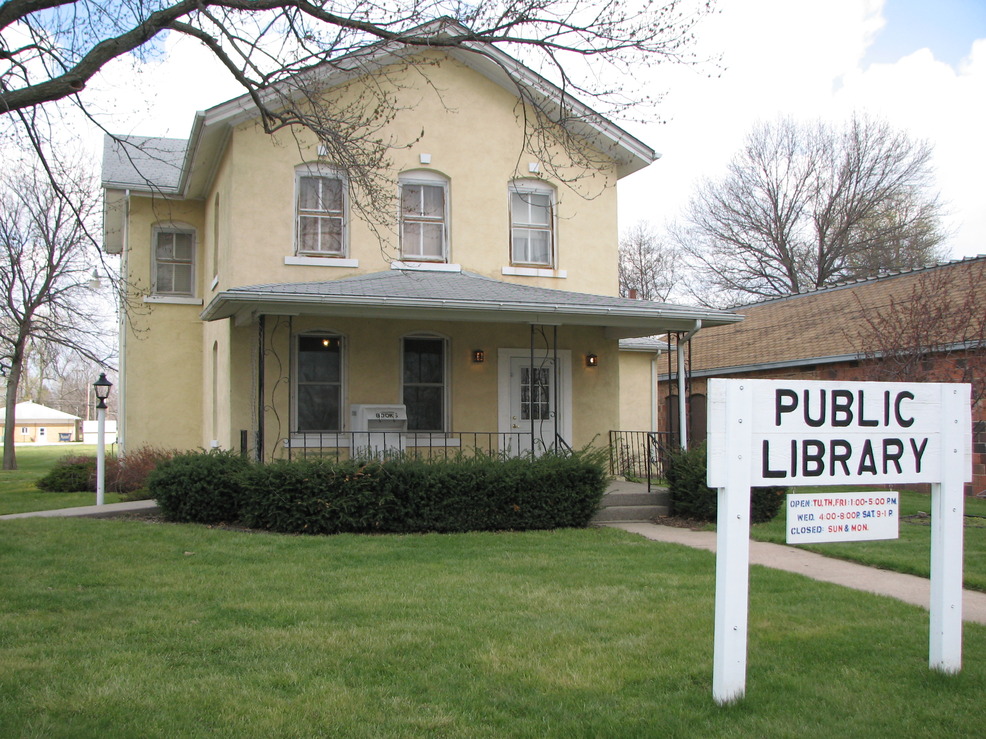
[153,227,195,295]
[296,166,346,256]
[400,171,448,262]
[510,181,555,267]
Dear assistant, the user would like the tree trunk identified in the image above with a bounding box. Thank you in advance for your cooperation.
[2,341,25,470]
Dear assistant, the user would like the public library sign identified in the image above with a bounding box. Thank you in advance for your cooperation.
[706,378,971,705]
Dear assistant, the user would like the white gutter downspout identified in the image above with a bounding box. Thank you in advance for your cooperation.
[678,320,702,449]
[650,349,662,433]
[117,190,130,455]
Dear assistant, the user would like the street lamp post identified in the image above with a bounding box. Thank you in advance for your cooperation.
[93,373,112,506]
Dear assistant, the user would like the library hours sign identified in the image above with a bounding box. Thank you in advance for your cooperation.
[705,379,971,706]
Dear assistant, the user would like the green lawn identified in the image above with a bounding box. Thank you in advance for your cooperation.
[751,488,986,592]
[0,444,123,515]
[0,520,984,737]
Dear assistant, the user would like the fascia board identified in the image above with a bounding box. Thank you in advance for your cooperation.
[201,290,742,332]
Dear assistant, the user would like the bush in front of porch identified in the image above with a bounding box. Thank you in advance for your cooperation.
[149,450,609,534]
[666,443,786,524]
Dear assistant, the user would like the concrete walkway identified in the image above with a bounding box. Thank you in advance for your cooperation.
[605,521,986,626]
[0,499,158,520]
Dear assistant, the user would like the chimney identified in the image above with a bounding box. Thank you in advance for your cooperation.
[628,288,638,300]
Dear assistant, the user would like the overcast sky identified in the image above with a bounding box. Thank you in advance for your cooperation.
[87,0,985,260]
[616,0,986,259]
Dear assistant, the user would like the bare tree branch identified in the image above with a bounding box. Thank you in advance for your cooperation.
[0,154,113,469]
[675,115,947,303]
[845,260,986,409]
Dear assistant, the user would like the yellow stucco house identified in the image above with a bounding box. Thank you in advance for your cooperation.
[102,26,740,461]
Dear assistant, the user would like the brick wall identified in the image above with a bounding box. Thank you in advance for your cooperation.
[659,357,986,497]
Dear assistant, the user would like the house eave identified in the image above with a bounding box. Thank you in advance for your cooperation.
[201,290,741,337]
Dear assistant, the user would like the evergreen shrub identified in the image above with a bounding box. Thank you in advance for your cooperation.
[35,456,96,492]
[220,448,608,535]
[148,449,250,523]
[666,443,786,524]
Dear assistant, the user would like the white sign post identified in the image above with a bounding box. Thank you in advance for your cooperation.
[707,379,971,705]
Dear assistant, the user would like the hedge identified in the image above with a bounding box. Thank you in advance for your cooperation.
[151,449,609,534]
[666,443,786,524]
[148,449,251,523]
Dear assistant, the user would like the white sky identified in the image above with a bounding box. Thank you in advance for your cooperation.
[616,0,986,259]
[81,0,985,259]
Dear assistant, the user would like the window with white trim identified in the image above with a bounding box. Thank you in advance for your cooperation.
[402,335,447,431]
[399,172,448,261]
[153,227,195,295]
[296,167,346,256]
[509,181,555,267]
[296,334,343,431]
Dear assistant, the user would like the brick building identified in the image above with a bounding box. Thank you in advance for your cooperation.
[661,256,986,496]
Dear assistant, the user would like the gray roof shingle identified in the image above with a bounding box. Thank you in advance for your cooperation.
[202,270,741,333]
[101,135,187,192]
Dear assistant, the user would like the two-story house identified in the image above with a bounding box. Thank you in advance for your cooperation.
[102,28,741,461]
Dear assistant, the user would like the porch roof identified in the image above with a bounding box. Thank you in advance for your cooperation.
[201,270,741,339]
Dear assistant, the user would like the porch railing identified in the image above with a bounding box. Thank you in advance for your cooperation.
[280,431,568,461]
[608,431,677,490]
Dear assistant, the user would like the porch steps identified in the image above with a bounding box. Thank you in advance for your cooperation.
[592,481,669,524]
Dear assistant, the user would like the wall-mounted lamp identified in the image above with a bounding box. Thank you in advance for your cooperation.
[585,353,599,368]
[472,349,485,364]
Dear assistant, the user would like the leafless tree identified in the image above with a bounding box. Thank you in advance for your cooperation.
[618,221,681,301]
[676,115,946,302]
[2,1,715,220]
[0,156,113,469]
[845,259,986,409]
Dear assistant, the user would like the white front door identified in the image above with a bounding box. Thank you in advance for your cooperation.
[498,349,573,456]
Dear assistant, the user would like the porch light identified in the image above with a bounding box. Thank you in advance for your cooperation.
[585,353,599,368]
[472,349,485,363]
[92,373,112,507]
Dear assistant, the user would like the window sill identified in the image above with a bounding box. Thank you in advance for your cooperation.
[144,295,203,305]
[391,261,461,273]
[285,256,359,268]
[501,266,566,279]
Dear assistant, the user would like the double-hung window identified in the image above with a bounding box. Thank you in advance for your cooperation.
[400,173,448,261]
[296,335,343,432]
[402,336,446,432]
[153,228,195,295]
[296,169,346,256]
[510,182,555,267]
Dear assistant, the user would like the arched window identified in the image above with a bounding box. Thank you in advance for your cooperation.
[509,180,555,267]
[295,333,344,431]
[399,170,449,262]
[401,334,447,431]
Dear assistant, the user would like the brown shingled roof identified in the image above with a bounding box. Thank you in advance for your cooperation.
[687,256,986,375]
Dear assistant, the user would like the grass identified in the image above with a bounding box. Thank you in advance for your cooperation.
[0,520,984,737]
[751,487,986,592]
[0,444,123,515]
